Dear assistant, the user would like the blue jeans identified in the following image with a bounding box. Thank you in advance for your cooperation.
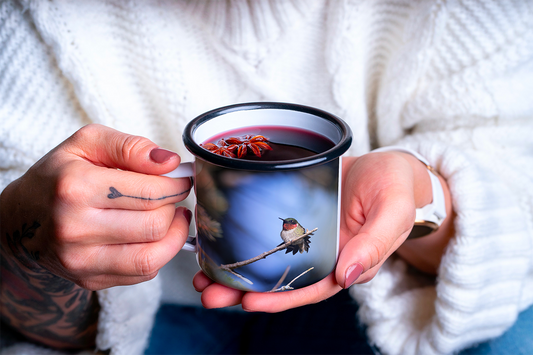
[459,304,533,355]
[146,290,533,355]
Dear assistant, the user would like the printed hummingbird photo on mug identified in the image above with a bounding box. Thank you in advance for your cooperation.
[193,143,340,293]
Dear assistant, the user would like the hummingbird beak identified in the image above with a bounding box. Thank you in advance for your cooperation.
[279,217,285,221]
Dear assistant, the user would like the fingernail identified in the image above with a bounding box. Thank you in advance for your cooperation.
[183,208,192,225]
[344,262,364,289]
[150,148,178,164]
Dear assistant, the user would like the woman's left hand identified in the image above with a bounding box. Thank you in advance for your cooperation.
[193,151,453,312]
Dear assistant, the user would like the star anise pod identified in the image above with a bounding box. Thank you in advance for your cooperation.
[200,139,238,158]
[201,135,272,159]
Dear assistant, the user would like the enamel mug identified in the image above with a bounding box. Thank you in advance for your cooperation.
[166,102,352,292]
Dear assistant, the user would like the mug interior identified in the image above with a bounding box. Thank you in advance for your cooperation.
[183,102,352,170]
[194,108,342,144]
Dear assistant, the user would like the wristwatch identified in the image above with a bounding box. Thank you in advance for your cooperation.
[371,146,447,239]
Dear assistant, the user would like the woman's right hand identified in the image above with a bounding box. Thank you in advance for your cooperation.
[0,124,192,291]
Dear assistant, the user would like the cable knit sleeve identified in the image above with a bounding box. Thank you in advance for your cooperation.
[1,1,162,354]
[348,1,533,354]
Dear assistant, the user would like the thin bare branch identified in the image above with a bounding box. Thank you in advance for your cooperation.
[219,228,317,272]
[268,267,315,292]
[227,269,253,285]
[270,266,291,291]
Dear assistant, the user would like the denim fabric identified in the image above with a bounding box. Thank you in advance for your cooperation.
[146,290,533,355]
[145,290,374,355]
[459,304,533,355]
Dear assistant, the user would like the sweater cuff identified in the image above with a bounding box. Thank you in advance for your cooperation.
[349,141,533,355]
[96,276,161,355]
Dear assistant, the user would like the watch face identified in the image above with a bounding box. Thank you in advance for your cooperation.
[408,221,438,239]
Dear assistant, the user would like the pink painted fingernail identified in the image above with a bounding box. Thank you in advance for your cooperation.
[150,148,178,164]
[344,262,364,289]
[183,208,192,225]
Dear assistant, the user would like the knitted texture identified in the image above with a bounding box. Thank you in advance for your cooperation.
[96,277,161,355]
[0,0,89,192]
[1,0,532,354]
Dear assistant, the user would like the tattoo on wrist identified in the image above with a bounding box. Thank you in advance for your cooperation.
[1,222,99,347]
[107,186,189,200]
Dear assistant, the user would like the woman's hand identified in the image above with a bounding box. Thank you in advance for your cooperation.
[1,123,193,348]
[192,151,453,312]
[1,123,192,291]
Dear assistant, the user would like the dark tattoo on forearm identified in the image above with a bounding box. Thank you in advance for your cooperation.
[1,222,99,347]
[107,186,189,200]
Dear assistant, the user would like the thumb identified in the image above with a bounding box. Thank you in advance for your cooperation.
[336,197,415,288]
[67,124,181,175]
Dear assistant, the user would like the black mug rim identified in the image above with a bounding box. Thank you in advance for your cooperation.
[182,102,352,171]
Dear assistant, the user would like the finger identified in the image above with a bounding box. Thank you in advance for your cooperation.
[336,197,414,289]
[66,124,181,175]
[200,283,244,309]
[336,231,405,286]
[76,272,160,291]
[193,270,214,292]
[241,273,341,313]
[85,207,191,276]
[83,165,192,210]
[57,160,191,211]
[70,204,177,244]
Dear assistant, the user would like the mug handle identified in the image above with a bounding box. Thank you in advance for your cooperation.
[162,161,194,178]
[162,162,197,253]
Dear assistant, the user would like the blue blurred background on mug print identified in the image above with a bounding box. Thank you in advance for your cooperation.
[197,161,339,292]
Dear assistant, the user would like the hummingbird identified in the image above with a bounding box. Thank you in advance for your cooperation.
[278,217,312,255]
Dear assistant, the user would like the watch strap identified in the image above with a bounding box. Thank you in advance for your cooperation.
[370,146,447,226]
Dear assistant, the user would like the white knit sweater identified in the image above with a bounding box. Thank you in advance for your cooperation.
[1,0,533,354]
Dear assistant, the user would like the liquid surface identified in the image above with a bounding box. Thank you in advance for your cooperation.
[202,125,335,161]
